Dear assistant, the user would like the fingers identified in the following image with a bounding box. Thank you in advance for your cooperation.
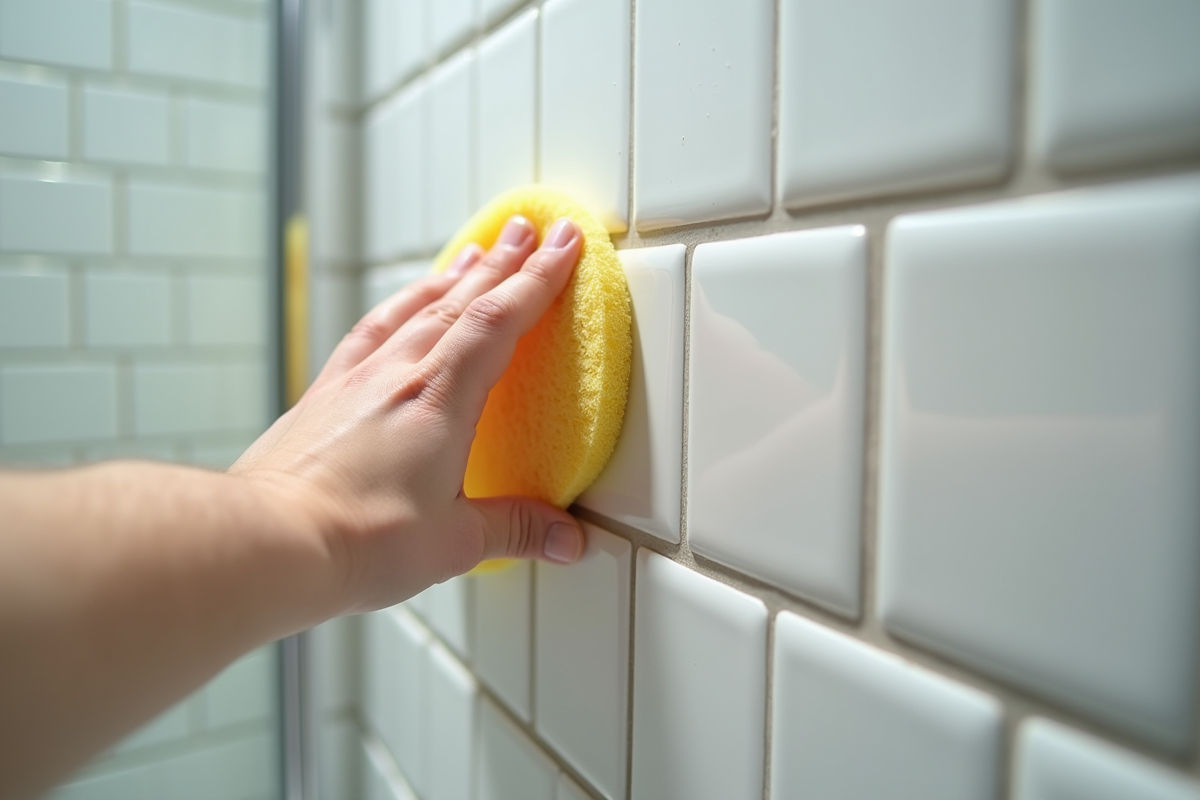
[468,496,586,565]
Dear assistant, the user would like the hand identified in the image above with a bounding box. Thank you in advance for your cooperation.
[232,215,586,614]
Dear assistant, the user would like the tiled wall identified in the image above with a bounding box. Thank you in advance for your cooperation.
[310,0,1200,798]
[0,1,278,796]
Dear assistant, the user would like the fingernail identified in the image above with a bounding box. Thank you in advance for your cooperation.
[447,243,482,276]
[498,215,533,248]
[543,521,583,564]
[542,218,578,250]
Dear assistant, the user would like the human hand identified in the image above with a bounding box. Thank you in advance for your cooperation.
[231,215,586,614]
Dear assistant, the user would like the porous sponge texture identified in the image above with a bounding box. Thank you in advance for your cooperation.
[433,185,632,509]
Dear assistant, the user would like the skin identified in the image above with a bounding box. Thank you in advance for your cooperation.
[0,215,585,800]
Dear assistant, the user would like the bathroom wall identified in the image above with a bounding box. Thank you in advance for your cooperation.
[312,0,1200,798]
[0,1,278,796]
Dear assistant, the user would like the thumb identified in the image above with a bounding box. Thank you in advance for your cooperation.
[469,496,586,565]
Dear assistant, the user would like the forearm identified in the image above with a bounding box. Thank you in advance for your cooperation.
[0,461,342,799]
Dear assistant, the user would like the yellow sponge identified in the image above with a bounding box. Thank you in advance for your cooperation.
[433,185,632,515]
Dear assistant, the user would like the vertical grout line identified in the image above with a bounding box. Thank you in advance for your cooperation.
[677,243,691,553]
[68,77,84,162]
[624,0,638,242]
[531,0,542,184]
[68,261,86,351]
[528,562,538,724]
[769,0,781,218]
[623,543,638,800]
[117,354,134,439]
[112,172,128,258]
[859,222,883,627]
[761,608,776,800]
[113,0,128,75]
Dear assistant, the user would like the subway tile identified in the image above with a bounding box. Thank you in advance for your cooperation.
[425,641,478,800]
[427,50,474,250]
[535,523,630,800]
[779,0,1013,208]
[184,98,265,173]
[430,0,477,58]
[204,647,272,729]
[634,0,772,229]
[362,262,429,314]
[83,440,177,464]
[187,440,250,471]
[476,10,536,206]
[363,0,424,101]
[1015,718,1200,800]
[128,182,263,259]
[0,0,112,70]
[0,76,68,159]
[363,607,429,789]
[540,0,630,231]
[362,734,420,800]
[631,550,767,800]
[113,701,189,754]
[879,174,1200,754]
[482,0,525,25]
[128,1,266,88]
[472,560,532,720]
[411,576,473,659]
[186,273,266,346]
[84,271,172,347]
[478,698,558,800]
[688,227,866,616]
[0,176,113,255]
[318,721,362,800]
[1031,0,1200,174]
[579,245,685,543]
[309,115,359,264]
[557,775,590,800]
[310,271,363,380]
[0,270,70,347]
[363,83,425,263]
[772,612,1003,800]
[0,363,117,444]
[133,361,267,436]
[83,86,170,166]
[309,616,360,716]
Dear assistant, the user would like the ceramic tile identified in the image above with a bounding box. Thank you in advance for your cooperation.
[411,576,473,660]
[428,50,475,250]
[364,0,424,101]
[578,245,685,542]
[128,1,265,87]
[309,271,362,379]
[309,616,359,716]
[0,270,70,347]
[631,550,767,800]
[879,174,1200,754]
[481,0,525,25]
[425,641,477,800]
[431,0,478,57]
[318,721,361,800]
[472,560,532,720]
[132,361,267,436]
[363,607,429,790]
[363,262,430,310]
[476,10,536,205]
[772,611,1003,799]
[634,0,772,229]
[0,176,113,255]
[308,114,359,264]
[540,0,630,231]
[557,775,590,800]
[84,271,171,347]
[204,647,272,729]
[0,76,68,159]
[478,698,558,800]
[114,702,189,754]
[1015,718,1200,800]
[535,523,631,800]
[186,274,265,346]
[364,84,426,262]
[0,363,117,445]
[127,182,262,258]
[83,86,169,166]
[184,98,264,173]
[1032,0,1200,174]
[688,227,866,616]
[362,734,420,800]
[779,0,1013,208]
[0,0,112,70]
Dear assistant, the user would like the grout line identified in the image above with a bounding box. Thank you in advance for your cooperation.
[68,76,84,162]
[858,219,884,626]
[623,538,638,800]
[761,607,776,800]
[624,0,638,240]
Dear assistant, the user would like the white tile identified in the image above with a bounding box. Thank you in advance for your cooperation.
[540,0,630,231]
[633,0,772,229]
[1032,0,1200,174]
[472,560,531,719]
[310,616,360,716]
[534,523,630,800]
[84,271,171,347]
[128,1,266,88]
[204,647,272,729]
[363,0,424,101]
[579,245,685,542]
[427,50,474,250]
[308,115,359,264]
[879,174,1200,754]
[0,176,112,255]
[128,182,263,259]
[411,576,473,659]
[0,363,117,444]
[425,641,477,800]
[319,721,363,800]
[187,440,251,470]
[482,0,525,25]
[0,270,70,347]
[688,227,866,616]
[184,98,265,173]
[478,698,558,800]
[557,775,590,800]
[83,86,170,166]
[363,262,429,310]
[114,701,189,754]
[1016,718,1200,800]
[363,83,425,263]
[362,734,420,800]
[310,270,363,380]
[186,273,266,346]
[0,76,68,159]
[772,612,1003,800]
[363,607,429,787]
[0,0,112,69]
[133,361,267,436]
[476,10,536,206]
[630,550,767,800]
[779,0,1013,208]
[431,0,477,57]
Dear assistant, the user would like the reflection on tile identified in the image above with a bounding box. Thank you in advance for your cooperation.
[473,560,532,719]
[428,50,474,250]
[426,641,478,800]
[476,10,536,205]
[478,698,558,800]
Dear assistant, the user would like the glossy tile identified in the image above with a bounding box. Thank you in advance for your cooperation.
[184,98,264,173]
[186,274,265,346]
[578,245,685,542]
[0,76,68,160]
[540,0,630,231]
[0,363,118,444]
[0,0,112,70]
[688,227,866,616]
[132,361,267,436]
[363,261,430,310]
[128,182,261,258]
[482,0,525,26]
[879,174,1200,754]
[0,176,113,255]
[431,0,477,58]
[1015,718,1200,800]
[128,1,266,88]
[425,641,478,800]
[364,608,429,789]
[472,560,532,720]
[772,612,1003,800]
[364,83,426,263]
[0,270,70,347]
[478,698,558,800]
[362,733,420,800]
[631,550,767,800]
[779,0,1013,208]
[427,50,474,250]
[634,0,772,229]
[535,523,631,800]
[1032,0,1200,174]
[83,85,169,166]
[204,648,272,729]
[411,576,473,660]
[83,271,171,347]
[476,10,536,205]
[557,775,590,800]
[363,0,424,101]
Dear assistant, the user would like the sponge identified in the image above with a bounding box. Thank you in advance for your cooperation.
[433,185,632,516]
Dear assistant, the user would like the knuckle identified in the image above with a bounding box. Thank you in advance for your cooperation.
[419,300,463,328]
[462,293,515,332]
[507,503,537,558]
[345,315,390,345]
